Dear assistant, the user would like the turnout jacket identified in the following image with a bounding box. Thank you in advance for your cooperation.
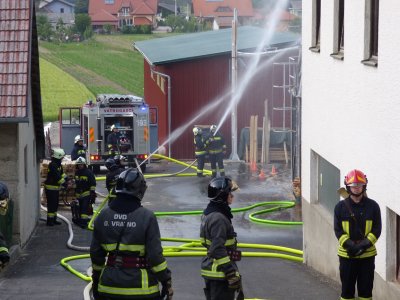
[0,231,8,254]
[334,196,381,259]
[106,167,125,192]
[194,134,207,156]
[71,144,86,161]
[205,132,226,155]
[90,198,171,298]
[200,211,238,280]
[44,159,66,191]
[74,167,96,198]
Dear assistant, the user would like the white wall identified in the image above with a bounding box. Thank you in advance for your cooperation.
[302,0,400,286]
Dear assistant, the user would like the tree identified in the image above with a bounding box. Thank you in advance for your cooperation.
[75,14,92,36]
[75,0,89,14]
[165,15,185,32]
[55,18,66,43]
[37,14,53,41]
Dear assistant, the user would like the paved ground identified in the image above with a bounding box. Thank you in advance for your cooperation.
[0,160,341,300]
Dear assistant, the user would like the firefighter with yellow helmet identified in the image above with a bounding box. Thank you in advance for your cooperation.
[334,169,381,300]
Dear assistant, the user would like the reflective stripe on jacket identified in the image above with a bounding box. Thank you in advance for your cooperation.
[90,204,170,298]
[44,160,65,190]
[200,211,238,280]
[334,197,381,259]
[74,168,96,198]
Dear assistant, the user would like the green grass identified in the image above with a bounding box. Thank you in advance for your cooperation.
[39,58,95,121]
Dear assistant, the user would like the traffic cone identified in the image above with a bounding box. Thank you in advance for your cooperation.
[270,165,277,176]
[259,169,266,180]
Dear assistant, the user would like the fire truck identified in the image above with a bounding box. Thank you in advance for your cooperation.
[59,94,150,172]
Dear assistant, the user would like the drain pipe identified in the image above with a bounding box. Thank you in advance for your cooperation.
[150,66,172,158]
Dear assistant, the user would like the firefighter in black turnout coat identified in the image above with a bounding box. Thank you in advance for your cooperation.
[90,168,173,300]
[205,125,226,178]
[73,157,96,228]
[0,182,10,267]
[200,177,242,300]
[193,127,207,177]
[334,169,381,300]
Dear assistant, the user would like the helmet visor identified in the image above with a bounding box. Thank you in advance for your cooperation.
[347,182,365,187]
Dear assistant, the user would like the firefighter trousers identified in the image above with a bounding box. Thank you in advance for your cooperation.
[196,154,206,176]
[204,279,235,300]
[45,189,59,216]
[339,256,375,299]
[209,152,225,178]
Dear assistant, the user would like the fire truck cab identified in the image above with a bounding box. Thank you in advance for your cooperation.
[60,94,150,172]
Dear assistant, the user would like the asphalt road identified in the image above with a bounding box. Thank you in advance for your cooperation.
[0,161,341,300]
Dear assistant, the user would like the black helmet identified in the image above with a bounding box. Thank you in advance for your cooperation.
[114,155,126,166]
[207,177,238,201]
[115,168,147,200]
[0,182,9,200]
[105,158,117,171]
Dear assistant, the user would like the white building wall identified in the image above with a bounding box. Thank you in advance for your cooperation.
[302,0,400,297]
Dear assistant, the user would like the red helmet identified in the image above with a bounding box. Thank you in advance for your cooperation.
[344,169,368,187]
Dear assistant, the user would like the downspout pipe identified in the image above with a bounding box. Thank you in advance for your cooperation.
[150,66,172,158]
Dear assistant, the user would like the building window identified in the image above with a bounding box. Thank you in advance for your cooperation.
[362,0,379,67]
[331,0,344,60]
[309,0,321,52]
[105,0,114,4]
[24,145,28,184]
[60,8,64,13]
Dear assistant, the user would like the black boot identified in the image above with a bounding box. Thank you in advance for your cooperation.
[54,217,62,225]
[46,218,55,226]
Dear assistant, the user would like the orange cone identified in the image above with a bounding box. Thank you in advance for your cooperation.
[270,165,277,176]
[259,169,266,180]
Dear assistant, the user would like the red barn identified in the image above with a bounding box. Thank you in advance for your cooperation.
[134,26,299,159]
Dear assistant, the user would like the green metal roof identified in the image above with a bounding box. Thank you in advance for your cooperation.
[133,26,300,65]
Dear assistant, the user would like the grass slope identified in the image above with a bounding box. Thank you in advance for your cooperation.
[40,58,94,121]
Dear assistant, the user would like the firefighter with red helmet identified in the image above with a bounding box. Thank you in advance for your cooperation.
[334,169,381,300]
[200,177,243,300]
[0,182,10,267]
[73,157,96,228]
[44,148,67,226]
[90,168,173,300]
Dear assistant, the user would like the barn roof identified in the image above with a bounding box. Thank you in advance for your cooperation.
[133,26,300,65]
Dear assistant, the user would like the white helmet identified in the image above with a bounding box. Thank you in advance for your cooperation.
[75,157,86,165]
[210,125,217,133]
[51,148,65,159]
[193,127,201,135]
[110,124,117,131]
[74,135,83,143]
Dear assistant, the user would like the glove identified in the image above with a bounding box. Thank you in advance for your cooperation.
[0,251,10,266]
[90,191,97,204]
[353,238,372,256]
[225,270,241,290]
[343,239,359,257]
[92,270,101,300]
[161,279,173,300]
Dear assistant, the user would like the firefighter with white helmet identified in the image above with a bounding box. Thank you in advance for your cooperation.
[107,124,120,157]
[193,127,207,177]
[90,168,173,300]
[44,148,67,226]
[334,169,381,300]
[72,157,96,228]
[0,182,10,267]
[71,135,86,161]
[200,177,242,300]
[205,125,227,178]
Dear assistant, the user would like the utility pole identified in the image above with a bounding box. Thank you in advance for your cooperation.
[175,0,177,16]
[230,8,240,161]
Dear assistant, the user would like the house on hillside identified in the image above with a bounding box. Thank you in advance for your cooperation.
[192,0,254,30]
[0,1,45,249]
[89,0,158,31]
[134,26,299,159]
[302,0,400,298]
[37,0,75,28]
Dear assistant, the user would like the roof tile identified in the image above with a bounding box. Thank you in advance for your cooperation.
[0,0,30,119]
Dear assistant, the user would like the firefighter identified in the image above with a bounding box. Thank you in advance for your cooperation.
[90,168,173,300]
[107,124,120,157]
[73,157,96,228]
[200,177,243,300]
[71,135,86,161]
[334,169,381,300]
[44,148,67,226]
[205,125,226,178]
[105,158,125,203]
[113,154,126,169]
[0,182,10,268]
[193,127,207,177]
